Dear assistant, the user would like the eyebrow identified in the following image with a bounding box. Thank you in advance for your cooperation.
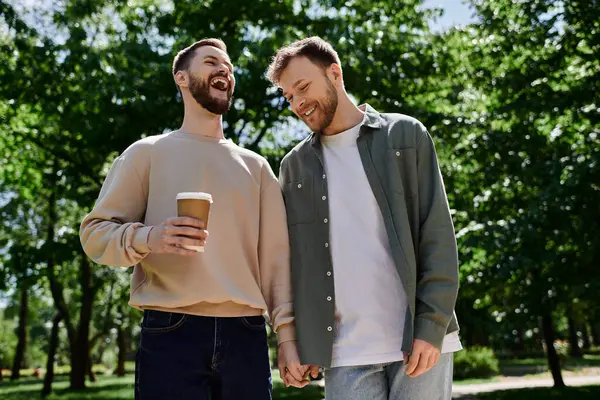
[203,55,233,71]
[282,79,306,98]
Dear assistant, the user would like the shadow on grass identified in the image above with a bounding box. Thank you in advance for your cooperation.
[273,381,324,400]
[0,375,134,400]
[0,375,70,389]
[53,382,135,396]
[0,375,323,400]
[458,385,600,400]
[499,354,600,377]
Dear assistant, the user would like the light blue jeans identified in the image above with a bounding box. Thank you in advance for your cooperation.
[324,353,453,400]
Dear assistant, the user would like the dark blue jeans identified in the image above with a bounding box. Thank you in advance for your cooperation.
[135,310,272,400]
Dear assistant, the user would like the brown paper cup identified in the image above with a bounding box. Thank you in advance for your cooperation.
[176,192,212,252]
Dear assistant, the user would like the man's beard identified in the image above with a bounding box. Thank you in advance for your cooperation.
[312,80,338,133]
[188,73,233,115]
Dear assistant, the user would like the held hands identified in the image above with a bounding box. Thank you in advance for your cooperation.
[278,341,313,389]
[147,217,208,255]
[283,364,319,389]
[403,339,441,378]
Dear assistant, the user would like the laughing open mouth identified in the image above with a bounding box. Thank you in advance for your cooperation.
[210,76,229,91]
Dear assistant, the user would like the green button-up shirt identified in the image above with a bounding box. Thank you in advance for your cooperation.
[279,104,460,367]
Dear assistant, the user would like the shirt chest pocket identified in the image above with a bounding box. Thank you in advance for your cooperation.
[388,148,418,198]
[282,177,315,225]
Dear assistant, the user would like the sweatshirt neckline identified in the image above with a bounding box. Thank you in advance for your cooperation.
[172,130,232,144]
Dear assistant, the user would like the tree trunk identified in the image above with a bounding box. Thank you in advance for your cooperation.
[42,313,62,397]
[71,254,96,389]
[95,339,107,365]
[463,328,474,348]
[582,324,591,350]
[11,285,29,380]
[115,324,127,377]
[87,347,97,382]
[591,322,600,347]
[568,315,583,358]
[541,313,566,388]
[515,328,526,353]
[45,185,77,388]
[90,280,116,366]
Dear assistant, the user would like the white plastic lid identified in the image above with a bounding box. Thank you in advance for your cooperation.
[176,192,213,202]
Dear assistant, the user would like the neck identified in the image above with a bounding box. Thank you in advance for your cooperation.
[322,94,364,136]
[179,96,225,139]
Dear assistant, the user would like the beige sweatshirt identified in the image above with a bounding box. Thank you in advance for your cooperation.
[80,130,295,344]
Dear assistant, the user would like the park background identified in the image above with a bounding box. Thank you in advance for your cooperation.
[0,0,599,398]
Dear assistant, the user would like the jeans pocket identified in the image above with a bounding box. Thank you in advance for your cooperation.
[141,310,188,334]
[241,315,267,331]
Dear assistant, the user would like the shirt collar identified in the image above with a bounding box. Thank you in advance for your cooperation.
[310,103,382,146]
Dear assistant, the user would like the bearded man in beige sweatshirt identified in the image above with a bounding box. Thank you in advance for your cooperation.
[80,38,304,400]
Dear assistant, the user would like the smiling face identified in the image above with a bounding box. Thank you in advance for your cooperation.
[279,56,339,133]
[179,45,235,115]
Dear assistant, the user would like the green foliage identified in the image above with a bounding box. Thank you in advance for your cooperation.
[454,346,500,380]
[439,0,600,356]
[0,310,16,370]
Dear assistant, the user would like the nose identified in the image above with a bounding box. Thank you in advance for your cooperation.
[217,64,229,75]
[295,97,306,113]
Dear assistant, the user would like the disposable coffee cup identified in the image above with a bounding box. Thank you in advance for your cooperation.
[176,192,213,252]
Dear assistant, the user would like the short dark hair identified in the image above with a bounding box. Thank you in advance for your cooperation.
[266,36,341,85]
[172,38,228,77]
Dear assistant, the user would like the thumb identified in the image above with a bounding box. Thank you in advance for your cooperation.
[309,365,320,378]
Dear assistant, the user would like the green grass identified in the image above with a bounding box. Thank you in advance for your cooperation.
[453,377,502,386]
[497,354,600,376]
[464,385,600,399]
[500,354,600,368]
[0,372,324,400]
[0,375,134,400]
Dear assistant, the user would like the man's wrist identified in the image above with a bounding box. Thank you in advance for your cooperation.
[278,339,296,347]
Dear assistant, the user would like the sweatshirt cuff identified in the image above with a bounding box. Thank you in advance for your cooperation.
[413,316,447,351]
[132,225,153,255]
[276,322,296,345]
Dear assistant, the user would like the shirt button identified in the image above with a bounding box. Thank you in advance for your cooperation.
[324,218,328,223]
[322,196,327,200]
[297,183,302,188]
[327,326,333,332]
[396,151,400,156]
[322,174,326,179]
[327,271,332,276]
[325,243,329,248]
[327,296,332,301]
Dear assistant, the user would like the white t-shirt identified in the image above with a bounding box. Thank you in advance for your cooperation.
[321,117,462,368]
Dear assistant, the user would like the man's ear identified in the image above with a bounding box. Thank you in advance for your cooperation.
[174,70,188,89]
[329,63,343,86]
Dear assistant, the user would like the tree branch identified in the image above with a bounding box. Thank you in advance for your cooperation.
[247,126,269,151]
[12,129,102,188]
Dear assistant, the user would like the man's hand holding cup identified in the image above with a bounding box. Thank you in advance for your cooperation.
[147,192,213,255]
[147,217,208,256]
